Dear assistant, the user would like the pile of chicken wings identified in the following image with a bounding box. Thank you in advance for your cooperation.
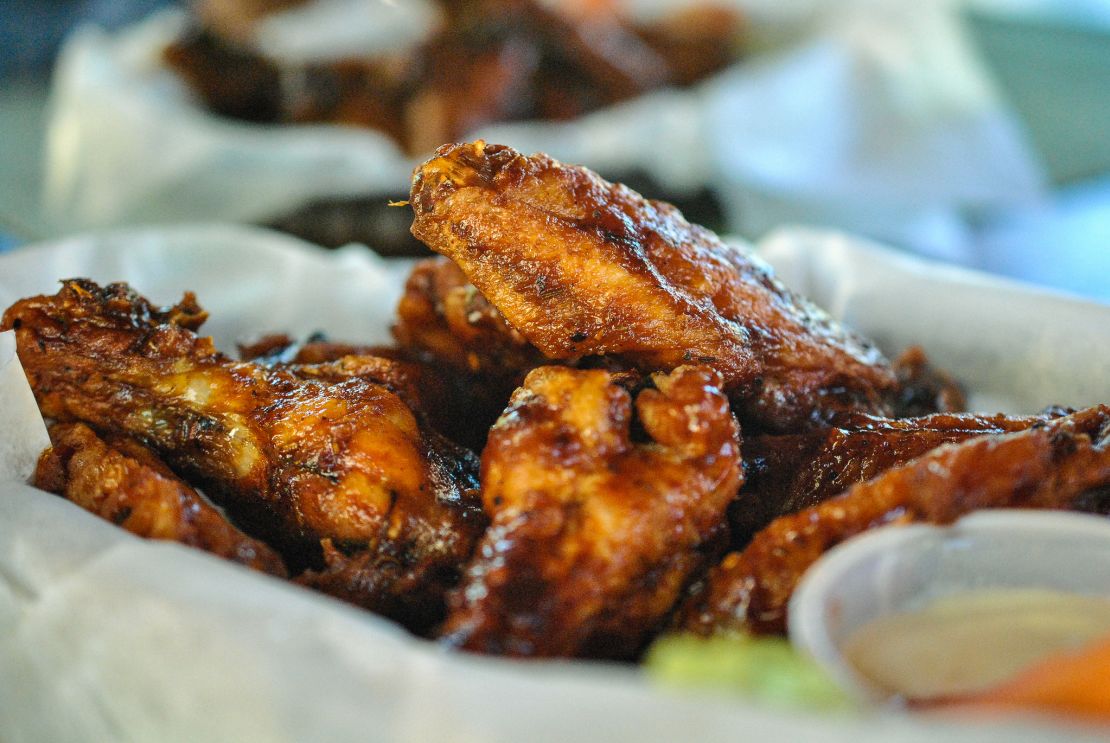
[166,0,741,155]
[5,142,1109,659]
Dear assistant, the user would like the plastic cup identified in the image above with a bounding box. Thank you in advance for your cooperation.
[788,510,1110,701]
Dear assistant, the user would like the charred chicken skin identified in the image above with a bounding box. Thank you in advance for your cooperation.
[890,345,966,418]
[439,364,742,658]
[409,141,898,432]
[35,422,287,576]
[680,405,1110,636]
[3,280,484,631]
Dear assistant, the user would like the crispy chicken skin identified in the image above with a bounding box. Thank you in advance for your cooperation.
[729,408,1070,546]
[680,405,1110,636]
[771,409,1074,516]
[237,331,495,450]
[394,256,543,379]
[35,422,287,576]
[409,141,897,432]
[3,280,484,630]
[439,365,742,658]
[393,256,544,447]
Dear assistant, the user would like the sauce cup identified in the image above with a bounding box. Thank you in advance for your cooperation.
[788,510,1110,702]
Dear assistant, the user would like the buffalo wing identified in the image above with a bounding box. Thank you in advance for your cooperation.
[3,280,484,630]
[680,405,1110,636]
[730,407,1071,545]
[35,422,287,576]
[409,141,898,432]
[440,364,742,658]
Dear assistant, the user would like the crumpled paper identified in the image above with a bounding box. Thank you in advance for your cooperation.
[0,332,50,483]
[41,0,1044,259]
[1,224,1108,742]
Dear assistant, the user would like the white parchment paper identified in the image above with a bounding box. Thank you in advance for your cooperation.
[1,224,1107,742]
[41,0,1044,259]
[0,333,50,483]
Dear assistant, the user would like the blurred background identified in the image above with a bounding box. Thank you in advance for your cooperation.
[1,0,1108,300]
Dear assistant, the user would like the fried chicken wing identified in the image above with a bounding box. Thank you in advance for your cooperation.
[169,0,740,155]
[404,6,540,155]
[393,256,544,446]
[680,405,1110,636]
[775,410,1078,515]
[729,408,1070,546]
[394,256,543,378]
[409,141,897,432]
[239,325,508,452]
[239,332,455,418]
[3,280,484,630]
[439,364,742,658]
[634,4,743,86]
[34,422,287,576]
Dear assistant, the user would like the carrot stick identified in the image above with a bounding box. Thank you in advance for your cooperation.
[951,633,1110,721]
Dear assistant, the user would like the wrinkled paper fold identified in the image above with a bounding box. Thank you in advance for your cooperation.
[0,332,51,483]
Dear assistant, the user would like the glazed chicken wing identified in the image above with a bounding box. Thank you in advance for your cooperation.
[394,256,543,380]
[439,364,742,658]
[730,407,1070,545]
[3,280,484,631]
[392,256,555,448]
[237,330,496,449]
[409,141,897,432]
[680,405,1110,636]
[35,422,287,576]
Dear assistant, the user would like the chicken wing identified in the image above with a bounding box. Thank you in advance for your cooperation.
[394,256,542,379]
[35,422,287,576]
[439,364,742,658]
[409,141,897,432]
[392,256,544,446]
[239,324,512,453]
[3,280,484,630]
[680,405,1110,636]
[729,407,1070,546]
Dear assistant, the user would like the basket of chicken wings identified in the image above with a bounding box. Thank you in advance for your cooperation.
[2,142,1109,740]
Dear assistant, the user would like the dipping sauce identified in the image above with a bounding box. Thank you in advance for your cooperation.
[842,589,1110,700]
